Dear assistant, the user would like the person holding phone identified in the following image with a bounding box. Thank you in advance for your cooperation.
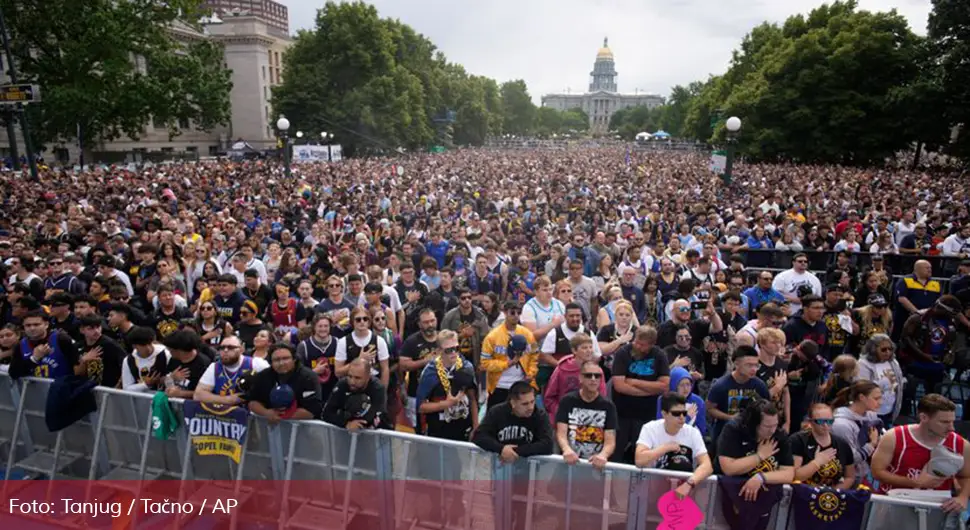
[657,298,723,349]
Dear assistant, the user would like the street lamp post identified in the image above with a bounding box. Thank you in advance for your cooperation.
[723,116,742,186]
[276,115,290,178]
[296,131,304,144]
[321,131,333,162]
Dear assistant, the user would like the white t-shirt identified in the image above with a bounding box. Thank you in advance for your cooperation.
[540,323,602,358]
[772,269,821,313]
[870,360,899,416]
[199,355,270,388]
[335,331,390,377]
[636,419,708,471]
[521,297,566,327]
[122,345,172,391]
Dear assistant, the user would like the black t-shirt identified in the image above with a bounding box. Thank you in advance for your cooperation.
[756,357,789,423]
[249,365,324,419]
[79,335,127,388]
[422,366,478,441]
[715,419,794,476]
[400,332,439,397]
[611,344,670,420]
[554,391,618,459]
[657,319,711,349]
[788,430,855,486]
[153,305,193,339]
[152,351,211,391]
[822,303,849,357]
[663,345,704,377]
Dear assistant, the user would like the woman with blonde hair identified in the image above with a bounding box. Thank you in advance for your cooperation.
[596,283,625,329]
[596,300,639,379]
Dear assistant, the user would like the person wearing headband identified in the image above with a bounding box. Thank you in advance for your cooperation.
[899,295,963,414]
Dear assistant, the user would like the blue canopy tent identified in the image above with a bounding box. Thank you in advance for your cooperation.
[653,130,671,139]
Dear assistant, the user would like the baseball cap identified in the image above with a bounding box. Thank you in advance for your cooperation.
[508,334,528,355]
[269,384,295,410]
[364,282,383,294]
[825,283,844,293]
[927,445,965,478]
[868,294,889,308]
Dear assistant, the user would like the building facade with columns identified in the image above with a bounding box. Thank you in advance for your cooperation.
[541,38,664,135]
[0,2,291,163]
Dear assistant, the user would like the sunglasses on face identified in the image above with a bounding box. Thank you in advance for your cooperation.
[667,410,688,417]
[354,317,371,323]
[581,373,602,379]
[219,344,242,351]
[459,296,472,300]
[442,346,459,354]
[812,419,835,426]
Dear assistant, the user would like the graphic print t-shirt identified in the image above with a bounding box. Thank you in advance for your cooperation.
[788,430,854,487]
[611,344,670,420]
[707,374,770,439]
[555,391,618,459]
[636,419,707,472]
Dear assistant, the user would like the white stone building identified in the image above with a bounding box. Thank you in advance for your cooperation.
[0,3,292,163]
[541,38,664,135]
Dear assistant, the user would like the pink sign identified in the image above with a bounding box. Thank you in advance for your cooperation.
[657,490,704,530]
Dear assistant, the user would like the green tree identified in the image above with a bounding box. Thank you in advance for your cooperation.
[682,1,923,164]
[500,80,536,135]
[1,0,232,150]
[927,0,970,159]
[274,1,512,152]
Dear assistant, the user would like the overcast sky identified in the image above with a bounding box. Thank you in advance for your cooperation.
[277,0,932,103]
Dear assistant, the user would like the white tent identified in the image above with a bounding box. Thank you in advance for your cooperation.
[635,132,652,140]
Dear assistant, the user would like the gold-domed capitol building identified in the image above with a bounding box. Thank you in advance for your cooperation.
[541,37,664,135]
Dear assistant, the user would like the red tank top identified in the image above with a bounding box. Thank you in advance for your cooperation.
[879,424,964,493]
[270,299,299,329]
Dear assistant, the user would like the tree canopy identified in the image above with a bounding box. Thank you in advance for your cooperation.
[273,1,597,154]
[663,0,969,165]
[1,0,232,150]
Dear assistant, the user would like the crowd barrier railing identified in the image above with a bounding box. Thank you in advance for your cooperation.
[0,373,955,530]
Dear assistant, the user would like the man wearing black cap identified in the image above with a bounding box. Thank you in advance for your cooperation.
[822,284,857,358]
[851,294,893,353]
[48,292,82,343]
[97,255,133,297]
[250,343,323,423]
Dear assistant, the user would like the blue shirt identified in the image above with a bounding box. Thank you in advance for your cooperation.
[425,240,451,268]
[707,374,770,440]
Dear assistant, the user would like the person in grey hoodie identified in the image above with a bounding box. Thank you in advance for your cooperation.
[857,334,904,426]
[831,380,884,485]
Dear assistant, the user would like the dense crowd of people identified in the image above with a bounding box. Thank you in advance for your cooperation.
[2,148,970,518]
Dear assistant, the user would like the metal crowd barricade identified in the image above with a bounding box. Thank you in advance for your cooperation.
[0,372,956,530]
[737,249,964,283]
